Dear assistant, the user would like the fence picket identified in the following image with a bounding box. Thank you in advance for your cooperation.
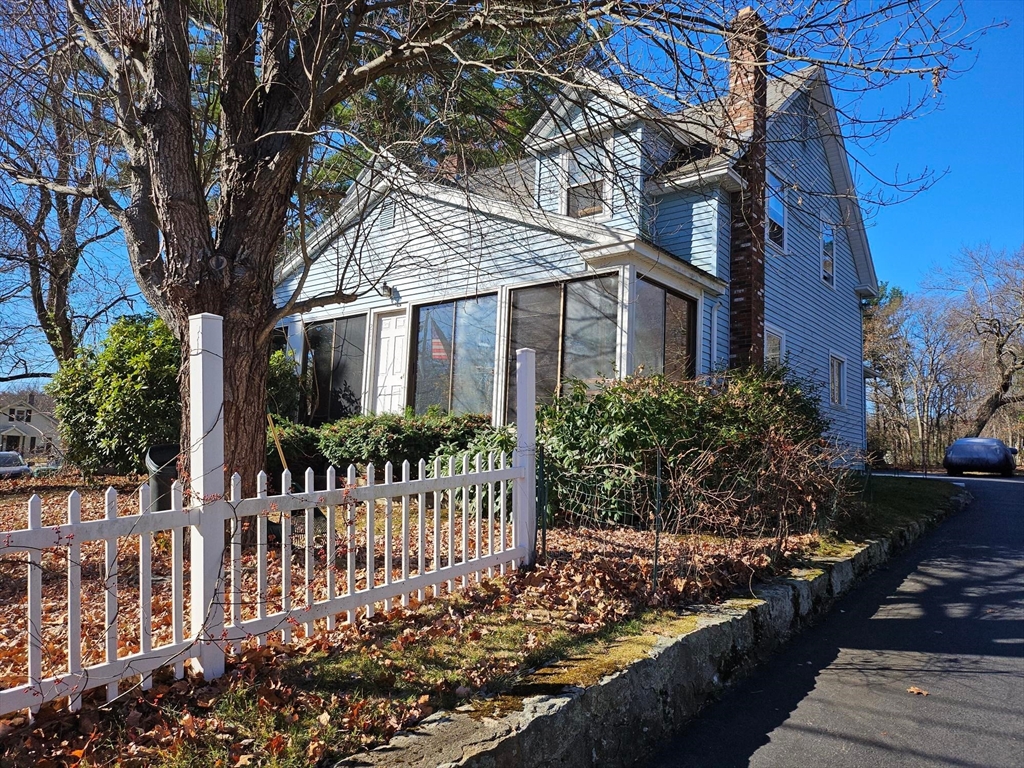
[230,474,243,654]
[401,460,410,608]
[433,456,441,597]
[365,463,376,619]
[26,496,41,717]
[256,471,268,645]
[417,459,426,603]
[67,491,82,711]
[304,468,316,637]
[383,462,393,613]
[326,466,337,631]
[346,464,357,624]
[487,452,495,578]
[104,487,118,702]
[171,481,184,679]
[474,453,483,581]
[280,469,292,643]
[448,455,456,593]
[499,452,508,575]
[139,485,153,689]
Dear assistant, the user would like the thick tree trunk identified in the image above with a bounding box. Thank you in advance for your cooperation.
[178,300,271,500]
[967,388,1008,438]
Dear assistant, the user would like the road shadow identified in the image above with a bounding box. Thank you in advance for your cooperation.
[650,476,1024,768]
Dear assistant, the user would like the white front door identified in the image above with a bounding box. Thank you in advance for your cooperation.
[374,311,408,414]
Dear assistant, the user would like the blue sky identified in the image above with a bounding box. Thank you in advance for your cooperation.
[854,0,1024,293]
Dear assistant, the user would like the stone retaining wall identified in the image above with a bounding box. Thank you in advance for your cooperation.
[339,492,969,768]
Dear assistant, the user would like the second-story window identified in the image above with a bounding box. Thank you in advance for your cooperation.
[566,142,606,218]
[766,172,786,250]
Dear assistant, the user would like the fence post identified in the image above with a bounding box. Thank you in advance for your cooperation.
[189,313,226,679]
[514,348,537,567]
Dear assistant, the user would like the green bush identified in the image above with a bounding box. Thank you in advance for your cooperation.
[318,410,492,471]
[266,416,324,483]
[538,368,838,532]
[266,349,304,421]
[49,315,181,474]
[433,424,518,465]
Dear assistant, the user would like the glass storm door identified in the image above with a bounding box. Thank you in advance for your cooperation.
[374,311,408,414]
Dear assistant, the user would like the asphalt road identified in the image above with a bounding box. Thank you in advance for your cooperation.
[649,475,1024,768]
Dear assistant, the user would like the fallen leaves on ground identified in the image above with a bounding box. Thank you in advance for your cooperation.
[0,474,814,767]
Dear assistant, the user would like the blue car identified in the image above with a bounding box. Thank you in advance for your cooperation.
[943,438,1018,478]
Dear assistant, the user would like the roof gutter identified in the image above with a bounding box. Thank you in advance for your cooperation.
[582,238,727,298]
[645,163,746,196]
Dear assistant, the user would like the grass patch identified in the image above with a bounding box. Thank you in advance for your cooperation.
[835,475,961,541]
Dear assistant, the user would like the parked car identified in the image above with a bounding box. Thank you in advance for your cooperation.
[943,438,1018,477]
[0,451,32,480]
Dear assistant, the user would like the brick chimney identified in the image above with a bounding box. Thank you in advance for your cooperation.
[726,7,768,368]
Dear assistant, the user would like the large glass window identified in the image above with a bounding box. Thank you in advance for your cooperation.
[413,295,498,415]
[507,275,619,419]
[633,279,697,381]
[306,316,366,423]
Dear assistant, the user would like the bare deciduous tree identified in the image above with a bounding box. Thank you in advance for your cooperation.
[0,0,982,486]
[0,4,134,384]
[932,245,1024,437]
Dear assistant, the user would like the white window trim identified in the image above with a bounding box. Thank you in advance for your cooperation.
[828,351,847,408]
[820,214,836,290]
[560,135,614,223]
[764,323,786,367]
[766,170,788,254]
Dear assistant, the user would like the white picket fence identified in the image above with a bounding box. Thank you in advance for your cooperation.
[0,314,538,718]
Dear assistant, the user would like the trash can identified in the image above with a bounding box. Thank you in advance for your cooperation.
[145,443,180,511]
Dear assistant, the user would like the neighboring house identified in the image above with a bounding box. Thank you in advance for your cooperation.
[0,392,60,457]
[273,9,877,454]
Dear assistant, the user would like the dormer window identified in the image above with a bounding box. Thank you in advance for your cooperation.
[565,142,606,218]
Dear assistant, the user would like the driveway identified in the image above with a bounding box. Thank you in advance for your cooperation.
[649,475,1024,768]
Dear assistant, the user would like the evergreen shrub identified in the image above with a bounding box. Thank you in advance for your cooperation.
[318,410,491,471]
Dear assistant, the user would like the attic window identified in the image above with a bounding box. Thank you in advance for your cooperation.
[565,143,606,218]
[766,172,786,250]
[800,111,811,150]
[821,218,836,287]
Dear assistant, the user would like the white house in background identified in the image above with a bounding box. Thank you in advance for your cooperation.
[273,9,877,453]
[0,393,60,456]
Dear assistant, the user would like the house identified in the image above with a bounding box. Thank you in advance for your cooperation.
[273,8,877,454]
[0,392,60,457]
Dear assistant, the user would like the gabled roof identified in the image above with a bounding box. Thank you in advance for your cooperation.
[651,66,877,297]
[776,68,878,297]
[274,153,632,285]
[277,66,876,298]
